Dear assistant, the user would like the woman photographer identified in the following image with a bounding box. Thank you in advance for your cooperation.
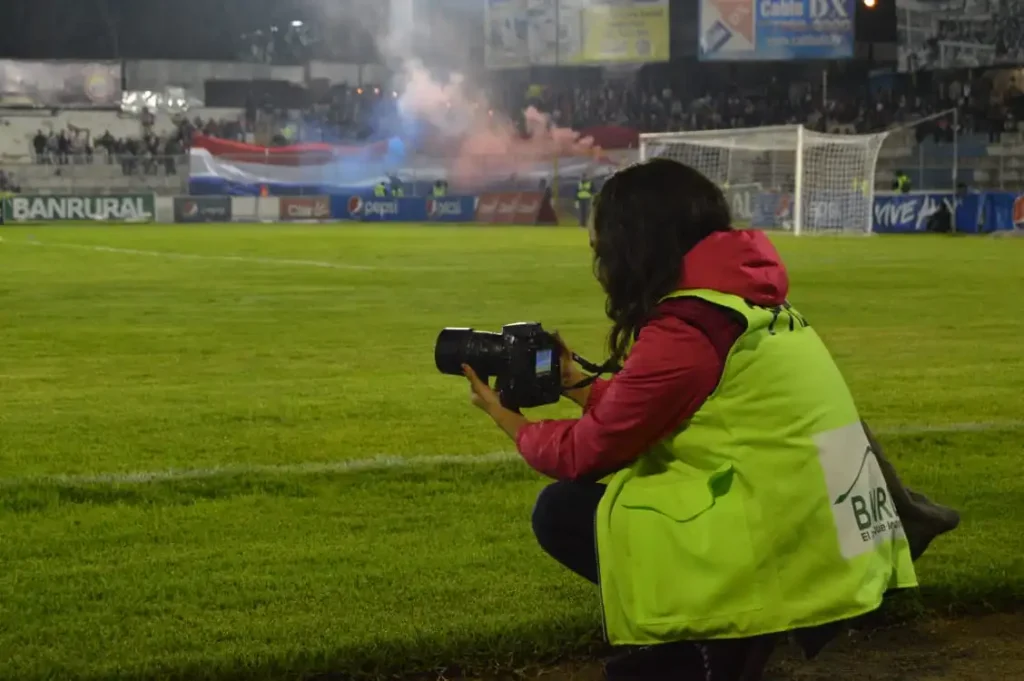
[462,159,943,680]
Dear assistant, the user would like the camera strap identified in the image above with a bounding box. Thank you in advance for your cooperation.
[564,353,620,391]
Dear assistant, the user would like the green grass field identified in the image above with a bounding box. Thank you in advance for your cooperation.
[0,225,1022,681]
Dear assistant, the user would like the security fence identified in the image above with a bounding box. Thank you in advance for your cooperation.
[1,155,189,196]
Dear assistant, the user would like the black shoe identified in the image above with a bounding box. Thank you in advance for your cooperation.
[604,641,705,680]
[604,636,778,681]
[695,635,779,681]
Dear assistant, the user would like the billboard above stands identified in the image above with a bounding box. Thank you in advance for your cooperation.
[0,60,122,108]
[699,0,855,61]
[485,0,669,68]
[580,1,671,63]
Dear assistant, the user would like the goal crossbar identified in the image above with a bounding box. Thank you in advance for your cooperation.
[639,124,891,236]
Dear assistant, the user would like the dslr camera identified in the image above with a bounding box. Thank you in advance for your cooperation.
[434,323,563,410]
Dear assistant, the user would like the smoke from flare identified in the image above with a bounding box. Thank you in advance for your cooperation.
[396,61,601,188]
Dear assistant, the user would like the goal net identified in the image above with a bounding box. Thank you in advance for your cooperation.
[639,125,890,235]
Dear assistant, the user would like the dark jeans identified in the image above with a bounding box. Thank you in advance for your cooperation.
[529,418,938,671]
[531,479,605,583]
[533,481,780,680]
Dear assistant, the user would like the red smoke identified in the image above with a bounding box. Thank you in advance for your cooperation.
[397,62,603,189]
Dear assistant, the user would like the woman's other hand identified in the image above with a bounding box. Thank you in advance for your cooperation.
[554,332,591,408]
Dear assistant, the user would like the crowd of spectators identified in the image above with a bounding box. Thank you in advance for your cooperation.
[24,109,254,176]
[31,126,186,176]
[513,66,1024,145]
[246,63,1024,150]
[14,61,1024,173]
[899,0,1024,70]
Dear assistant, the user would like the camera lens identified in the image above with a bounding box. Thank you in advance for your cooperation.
[434,328,507,377]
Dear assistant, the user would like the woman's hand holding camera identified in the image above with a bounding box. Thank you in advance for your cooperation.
[462,363,528,442]
[462,363,501,413]
[461,331,589,443]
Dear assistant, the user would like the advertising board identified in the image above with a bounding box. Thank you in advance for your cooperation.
[173,196,232,223]
[699,0,855,61]
[2,194,154,222]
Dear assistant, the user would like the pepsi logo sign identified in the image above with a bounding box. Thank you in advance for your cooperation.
[426,198,464,219]
[347,196,364,216]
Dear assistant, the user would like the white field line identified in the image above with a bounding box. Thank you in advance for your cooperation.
[1,239,586,272]
[3,420,1023,489]
[0,451,520,488]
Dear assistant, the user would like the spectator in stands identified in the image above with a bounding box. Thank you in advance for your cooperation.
[33,130,47,164]
[141,107,155,134]
[120,138,139,176]
[69,128,93,164]
[97,130,116,162]
[0,169,19,193]
[56,130,70,165]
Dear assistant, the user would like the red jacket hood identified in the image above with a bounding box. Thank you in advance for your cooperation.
[677,230,788,306]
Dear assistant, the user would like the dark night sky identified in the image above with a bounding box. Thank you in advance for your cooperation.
[0,0,894,63]
[0,0,316,60]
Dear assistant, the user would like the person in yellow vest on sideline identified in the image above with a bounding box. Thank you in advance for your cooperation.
[459,159,957,680]
[576,174,594,227]
[373,181,387,198]
[432,180,447,197]
[892,170,912,194]
[388,173,404,197]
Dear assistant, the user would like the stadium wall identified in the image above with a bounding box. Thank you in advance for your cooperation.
[0,191,560,226]
[1,191,1022,232]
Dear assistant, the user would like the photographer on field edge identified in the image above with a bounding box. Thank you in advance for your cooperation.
[461,159,960,681]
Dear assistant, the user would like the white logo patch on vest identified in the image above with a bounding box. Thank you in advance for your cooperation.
[816,422,905,560]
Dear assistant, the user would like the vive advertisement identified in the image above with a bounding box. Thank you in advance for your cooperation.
[871,193,965,233]
[338,195,476,222]
[747,190,1007,233]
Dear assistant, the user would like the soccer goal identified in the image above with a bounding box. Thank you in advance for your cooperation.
[639,125,890,235]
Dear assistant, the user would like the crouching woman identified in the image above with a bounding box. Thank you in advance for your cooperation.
[462,159,919,680]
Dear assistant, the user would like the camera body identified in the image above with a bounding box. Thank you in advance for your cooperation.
[434,322,562,410]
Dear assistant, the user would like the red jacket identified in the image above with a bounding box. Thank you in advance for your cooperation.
[515,230,790,480]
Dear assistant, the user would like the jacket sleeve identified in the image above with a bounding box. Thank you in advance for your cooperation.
[515,308,734,481]
[583,378,611,412]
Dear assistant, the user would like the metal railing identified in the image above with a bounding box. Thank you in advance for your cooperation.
[876,124,1024,193]
[1,154,189,196]
[10,141,1021,197]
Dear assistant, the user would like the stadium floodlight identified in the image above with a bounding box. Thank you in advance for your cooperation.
[639,125,890,236]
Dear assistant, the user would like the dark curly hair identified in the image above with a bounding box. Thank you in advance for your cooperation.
[591,158,733,365]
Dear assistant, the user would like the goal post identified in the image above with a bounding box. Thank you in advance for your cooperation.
[639,125,890,235]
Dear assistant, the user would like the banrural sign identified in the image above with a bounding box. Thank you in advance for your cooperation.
[2,194,154,222]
